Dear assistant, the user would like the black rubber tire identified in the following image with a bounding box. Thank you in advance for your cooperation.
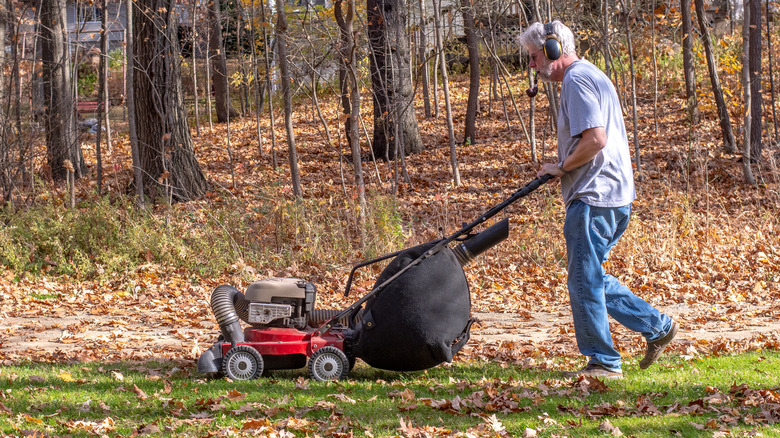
[308,346,350,381]
[222,345,264,380]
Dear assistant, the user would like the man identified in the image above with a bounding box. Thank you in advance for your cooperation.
[519,21,678,379]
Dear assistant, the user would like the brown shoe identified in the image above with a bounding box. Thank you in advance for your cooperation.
[562,364,623,380]
[640,321,679,369]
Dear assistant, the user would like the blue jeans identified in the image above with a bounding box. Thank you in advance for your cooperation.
[564,200,673,371]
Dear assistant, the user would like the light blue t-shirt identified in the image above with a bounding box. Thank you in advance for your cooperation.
[557,59,636,208]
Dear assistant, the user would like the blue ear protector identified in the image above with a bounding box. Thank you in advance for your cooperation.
[543,22,562,61]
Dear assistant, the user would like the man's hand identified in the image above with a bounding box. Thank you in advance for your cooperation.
[537,162,565,178]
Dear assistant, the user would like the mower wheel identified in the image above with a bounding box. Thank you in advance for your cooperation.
[223,345,264,380]
[308,346,350,381]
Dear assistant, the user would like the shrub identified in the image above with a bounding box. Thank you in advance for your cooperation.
[0,191,406,281]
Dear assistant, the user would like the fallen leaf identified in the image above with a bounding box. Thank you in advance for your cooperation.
[599,419,623,436]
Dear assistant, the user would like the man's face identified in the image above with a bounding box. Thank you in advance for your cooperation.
[528,47,555,82]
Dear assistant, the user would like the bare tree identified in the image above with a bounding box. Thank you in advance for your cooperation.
[748,0,763,161]
[694,0,736,153]
[260,0,277,167]
[95,0,109,194]
[742,0,755,184]
[417,0,431,118]
[126,0,144,207]
[601,0,611,80]
[247,0,263,155]
[0,0,8,200]
[41,0,86,182]
[335,0,366,241]
[651,0,659,134]
[234,3,248,115]
[191,0,201,137]
[336,0,353,143]
[681,0,700,123]
[432,0,460,185]
[767,0,779,145]
[367,0,423,160]
[276,0,302,197]
[463,0,479,145]
[204,17,214,131]
[208,0,237,123]
[134,0,208,202]
[621,0,641,176]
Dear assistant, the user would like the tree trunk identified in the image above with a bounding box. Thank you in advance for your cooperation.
[134,0,207,202]
[749,0,763,161]
[418,0,431,119]
[432,37,438,118]
[463,0,479,145]
[681,0,700,123]
[602,0,611,79]
[13,5,23,141]
[276,0,302,197]
[694,0,736,153]
[742,0,756,184]
[368,0,423,160]
[126,0,144,207]
[651,0,659,134]
[336,0,367,241]
[432,0,459,185]
[336,0,353,144]
[767,0,779,145]
[95,0,109,194]
[622,0,641,177]
[192,1,201,137]
[41,0,85,181]
[235,4,248,116]
[0,4,5,129]
[208,0,237,123]
[204,21,214,130]
[261,0,277,167]
[248,0,263,155]
[0,0,8,200]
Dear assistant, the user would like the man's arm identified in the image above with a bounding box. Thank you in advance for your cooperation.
[537,127,607,177]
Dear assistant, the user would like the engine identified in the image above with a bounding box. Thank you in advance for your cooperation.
[245,278,316,329]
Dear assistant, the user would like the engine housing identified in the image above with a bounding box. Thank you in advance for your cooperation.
[245,278,316,328]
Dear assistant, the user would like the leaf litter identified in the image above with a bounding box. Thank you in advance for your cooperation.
[0,77,779,436]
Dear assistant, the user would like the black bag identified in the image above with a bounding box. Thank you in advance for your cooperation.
[350,241,474,371]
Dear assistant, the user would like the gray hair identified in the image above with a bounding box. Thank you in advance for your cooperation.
[518,21,576,57]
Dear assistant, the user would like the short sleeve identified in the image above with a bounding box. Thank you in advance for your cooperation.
[561,73,604,139]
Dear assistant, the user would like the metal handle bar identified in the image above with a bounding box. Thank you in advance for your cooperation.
[314,173,553,336]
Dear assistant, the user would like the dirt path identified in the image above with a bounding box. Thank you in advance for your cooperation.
[472,302,780,344]
[2,300,778,364]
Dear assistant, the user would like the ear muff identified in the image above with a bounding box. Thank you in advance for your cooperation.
[543,22,562,61]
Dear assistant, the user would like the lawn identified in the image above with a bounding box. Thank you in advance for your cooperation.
[2,351,779,437]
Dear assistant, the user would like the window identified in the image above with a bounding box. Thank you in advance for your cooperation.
[76,1,102,24]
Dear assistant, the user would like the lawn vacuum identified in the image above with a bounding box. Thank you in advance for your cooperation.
[197,175,552,381]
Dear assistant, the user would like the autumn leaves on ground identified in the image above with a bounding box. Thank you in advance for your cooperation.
[2,73,780,366]
[1,71,780,435]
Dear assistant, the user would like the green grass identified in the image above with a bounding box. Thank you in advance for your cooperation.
[2,352,779,437]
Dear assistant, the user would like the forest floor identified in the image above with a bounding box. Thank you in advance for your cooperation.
[1,77,779,368]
